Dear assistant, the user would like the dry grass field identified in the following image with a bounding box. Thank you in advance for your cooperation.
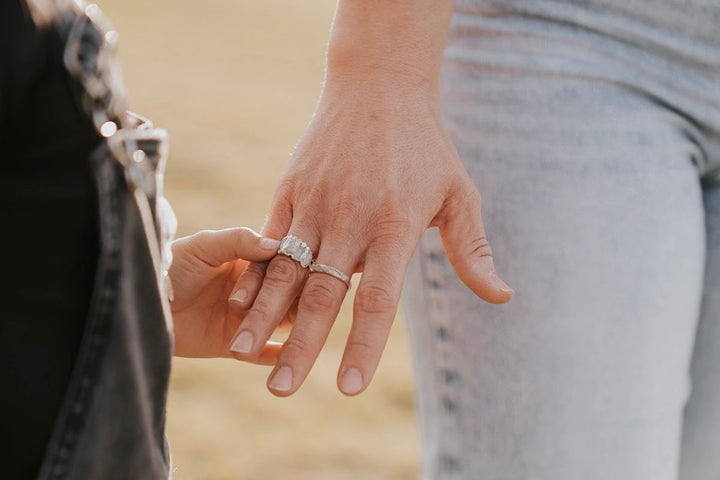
[100,1,420,479]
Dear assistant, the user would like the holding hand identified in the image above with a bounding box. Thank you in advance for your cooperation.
[170,227,284,365]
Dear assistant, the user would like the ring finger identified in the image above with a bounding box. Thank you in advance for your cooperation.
[229,226,318,358]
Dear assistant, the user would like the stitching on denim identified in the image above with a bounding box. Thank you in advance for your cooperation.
[419,233,465,478]
[37,148,124,480]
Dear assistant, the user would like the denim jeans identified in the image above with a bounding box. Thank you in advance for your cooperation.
[402,1,720,479]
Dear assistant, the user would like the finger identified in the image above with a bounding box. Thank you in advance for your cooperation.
[436,181,514,304]
[228,261,269,312]
[229,341,283,366]
[229,225,318,359]
[276,297,299,333]
[229,195,293,309]
[338,233,419,396]
[182,227,279,267]
[266,243,356,396]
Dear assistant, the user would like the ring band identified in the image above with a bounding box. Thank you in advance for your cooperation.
[309,262,352,289]
[278,235,313,268]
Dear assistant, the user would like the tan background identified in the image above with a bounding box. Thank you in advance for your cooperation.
[101,1,419,479]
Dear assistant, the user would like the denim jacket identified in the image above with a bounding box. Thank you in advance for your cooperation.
[34,2,176,478]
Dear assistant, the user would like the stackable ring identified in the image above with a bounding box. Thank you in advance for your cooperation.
[309,262,352,289]
[278,235,314,268]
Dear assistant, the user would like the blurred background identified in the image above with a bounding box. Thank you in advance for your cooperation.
[101,1,419,479]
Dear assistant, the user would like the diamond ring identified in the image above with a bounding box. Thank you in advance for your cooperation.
[277,235,314,268]
[309,262,352,289]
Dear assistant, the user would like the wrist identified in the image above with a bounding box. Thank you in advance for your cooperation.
[324,55,439,104]
[324,0,453,100]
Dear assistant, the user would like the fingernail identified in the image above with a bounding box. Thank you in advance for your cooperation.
[490,272,514,293]
[231,288,248,303]
[259,237,279,251]
[339,368,364,395]
[229,330,254,354]
[268,366,293,392]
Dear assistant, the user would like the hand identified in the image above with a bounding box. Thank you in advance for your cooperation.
[170,227,285,365]
[226,66,514,396]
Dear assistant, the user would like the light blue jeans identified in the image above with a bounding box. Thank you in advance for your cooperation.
[402,1,720,479]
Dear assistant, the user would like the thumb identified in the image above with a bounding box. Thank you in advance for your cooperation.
[183,227,279,267]
[436,184,514,304]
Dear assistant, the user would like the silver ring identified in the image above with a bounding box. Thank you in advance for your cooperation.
[309,262,352,289]
[278,235,314,268]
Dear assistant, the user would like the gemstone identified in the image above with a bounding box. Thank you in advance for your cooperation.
[300,249,313,268]
[287,236,300,253]
[279,236,289,253]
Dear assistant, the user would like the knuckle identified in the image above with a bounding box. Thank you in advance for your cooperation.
[291,177,326,208]
[303,186,327,208]
[468,236,492,259]
[346,339,375,359]
[266,257,302,286]
[239,262,266,284]
[369,213,414,248]
[233,227,254,243]
[189,230,220,257]
[246,299,270,322]
[192,229,213,242]
[322,198,363,237]
[378,196,406,220]
[247,261,267,275]
[449,178,482,210]
[281,335,312,357]
[373,229,412,251]
[334,196,362,219]
[346,321,389,362]
[276,178,297,198]
[300,281,338,314]
[356,284,396,315]
[188,230,216,259]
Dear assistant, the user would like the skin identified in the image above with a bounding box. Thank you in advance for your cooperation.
[170,227,287,365]
[228,0,514,397]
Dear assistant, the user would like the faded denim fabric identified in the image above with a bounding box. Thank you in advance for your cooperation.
[37,135,175,480]
[403,1,720,479]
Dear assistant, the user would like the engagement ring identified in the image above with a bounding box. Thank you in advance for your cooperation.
[278,235,314,268]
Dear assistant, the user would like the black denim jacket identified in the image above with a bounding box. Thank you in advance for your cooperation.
[34,2,176,478]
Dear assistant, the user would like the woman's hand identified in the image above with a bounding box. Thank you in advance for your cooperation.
[170,227,284,365]
[227,73,513,395]
[227,0,514,397]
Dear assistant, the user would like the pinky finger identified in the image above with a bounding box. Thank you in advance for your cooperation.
[338,238,418,396]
